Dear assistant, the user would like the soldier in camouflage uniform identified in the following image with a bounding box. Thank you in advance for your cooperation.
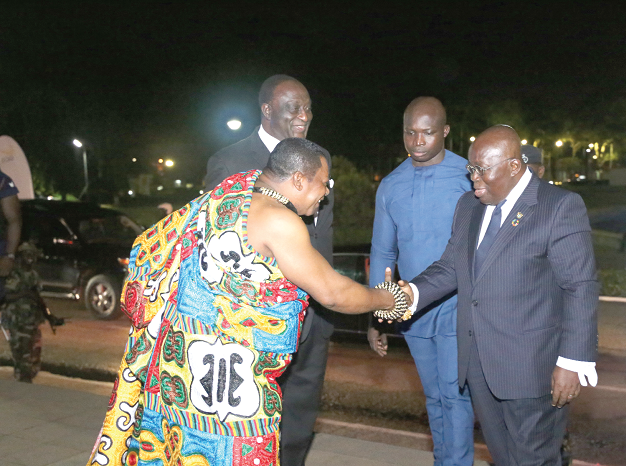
[1,242,44,382]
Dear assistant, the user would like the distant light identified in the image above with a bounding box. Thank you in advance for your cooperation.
[158,158,164,164]
[589,143,594,148]
[186,183,193,189]
[469,136,476,142]
[199,189,204,194]
[165,159,174,167]
[157,185,163,191]
[47,195,54,200]
[72,139,83,148]
[549,180,554,184]
[578,175,586,180]
[175,180,182,187]
[521,139,528,145]
[593,155,598,159]
[132,158,137,162]
[227,119,242,130]
[128,190,134,196]
[586,148,591,152]
[555,140,563,147]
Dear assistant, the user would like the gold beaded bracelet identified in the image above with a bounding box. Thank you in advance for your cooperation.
[373,281,412,321]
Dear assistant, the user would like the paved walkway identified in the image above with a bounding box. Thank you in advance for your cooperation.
[0,369,491,466]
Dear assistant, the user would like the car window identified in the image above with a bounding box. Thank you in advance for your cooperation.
[23,214,75,247]
[77,215,142,245]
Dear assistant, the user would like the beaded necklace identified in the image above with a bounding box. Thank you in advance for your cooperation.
[253,186,298,214]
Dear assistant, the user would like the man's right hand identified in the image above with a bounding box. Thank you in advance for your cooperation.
[368,327,388,357]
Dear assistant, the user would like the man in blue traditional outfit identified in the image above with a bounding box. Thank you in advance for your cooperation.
[87,138,405,466]
[368,97,475,465]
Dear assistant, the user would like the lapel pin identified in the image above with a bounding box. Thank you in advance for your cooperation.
[516,212,523,219]
[512,219,520,226]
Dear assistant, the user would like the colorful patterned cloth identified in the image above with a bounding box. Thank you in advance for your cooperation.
[88,170,308,466]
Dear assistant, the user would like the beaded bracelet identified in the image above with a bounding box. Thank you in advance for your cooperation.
[373,281,412,321]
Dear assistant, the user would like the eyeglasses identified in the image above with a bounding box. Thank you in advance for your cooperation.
[466,158,516,177]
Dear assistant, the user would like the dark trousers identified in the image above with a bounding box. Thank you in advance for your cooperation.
[278,311,332,466]
[467,339,568,466]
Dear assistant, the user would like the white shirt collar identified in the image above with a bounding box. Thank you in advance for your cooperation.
[500,167,533,220]
[478,168,533,245]
[258,125,281,153]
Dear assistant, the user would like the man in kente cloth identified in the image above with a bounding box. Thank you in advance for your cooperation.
[87,138,410,466]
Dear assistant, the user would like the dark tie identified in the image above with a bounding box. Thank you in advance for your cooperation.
[474,201,505,275]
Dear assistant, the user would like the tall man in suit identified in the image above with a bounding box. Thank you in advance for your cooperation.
[403,125,598,464]
[204,75,334,466]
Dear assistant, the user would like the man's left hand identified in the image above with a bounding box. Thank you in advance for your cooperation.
[551,366,581,408]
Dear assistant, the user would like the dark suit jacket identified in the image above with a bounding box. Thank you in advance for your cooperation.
[411,175,598,399]
[204,127,335,339]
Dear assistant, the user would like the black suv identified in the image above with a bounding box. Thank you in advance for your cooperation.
[20,200,143,319]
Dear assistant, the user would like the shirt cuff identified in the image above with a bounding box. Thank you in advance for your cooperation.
[408,283,419,314]
[556,356,598,387]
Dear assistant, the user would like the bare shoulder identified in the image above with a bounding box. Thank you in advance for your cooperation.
[247,196,308,255]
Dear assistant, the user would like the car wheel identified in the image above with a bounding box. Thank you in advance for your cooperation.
[85,274,121,320]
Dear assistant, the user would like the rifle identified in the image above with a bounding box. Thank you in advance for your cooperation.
[34,287,65,334]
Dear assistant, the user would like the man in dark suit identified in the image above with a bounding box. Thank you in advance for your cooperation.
[404,125,598,464]
[204,74,334,466]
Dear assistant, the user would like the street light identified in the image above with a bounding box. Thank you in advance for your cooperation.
[555,140,563,147]
[165,159,174,167]
[521,139,528,145]
[73,139,88,198]
[227,119,242,130]
[469,136,475,142]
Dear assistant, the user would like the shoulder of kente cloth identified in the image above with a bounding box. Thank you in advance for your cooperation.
[130,192,209,270]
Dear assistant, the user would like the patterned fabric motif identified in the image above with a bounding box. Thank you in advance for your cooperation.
[88,170,307,466]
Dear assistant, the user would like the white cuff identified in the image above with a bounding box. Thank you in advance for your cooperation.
[556,356,598,387]
[408,283,419,314]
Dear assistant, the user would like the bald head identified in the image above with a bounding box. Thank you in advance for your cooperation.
[403,97,450,167]
[404,97,447,126]
[467,125,525,205]
[472,125,522,162]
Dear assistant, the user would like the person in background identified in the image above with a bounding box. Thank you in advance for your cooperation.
[1,242,44,382]
[0,169,21,299]
[521,144,545,178]
[368,97,474,465]
[204,74,334,465]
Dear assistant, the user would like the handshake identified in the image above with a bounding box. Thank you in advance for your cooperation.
[372,268,415,322]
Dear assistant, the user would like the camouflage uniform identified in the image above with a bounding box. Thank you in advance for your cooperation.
[1,266,44,382]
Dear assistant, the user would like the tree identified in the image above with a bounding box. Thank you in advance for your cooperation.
[331,156,377,246]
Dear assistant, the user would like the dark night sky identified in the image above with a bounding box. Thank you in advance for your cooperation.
[2,2,625,182]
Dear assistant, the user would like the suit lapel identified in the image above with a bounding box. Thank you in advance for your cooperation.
[474,175,540,283]
[468,202,485,284]
[250,128,272,166]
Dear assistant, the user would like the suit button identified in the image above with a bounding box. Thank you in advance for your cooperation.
[469,330,473,337]
[472,300,478,306]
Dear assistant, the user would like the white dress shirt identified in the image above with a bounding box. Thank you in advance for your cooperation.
[408,168,597,387]
[258,125,280,152]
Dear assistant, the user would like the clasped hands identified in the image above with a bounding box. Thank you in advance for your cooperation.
[374,267,414,323]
